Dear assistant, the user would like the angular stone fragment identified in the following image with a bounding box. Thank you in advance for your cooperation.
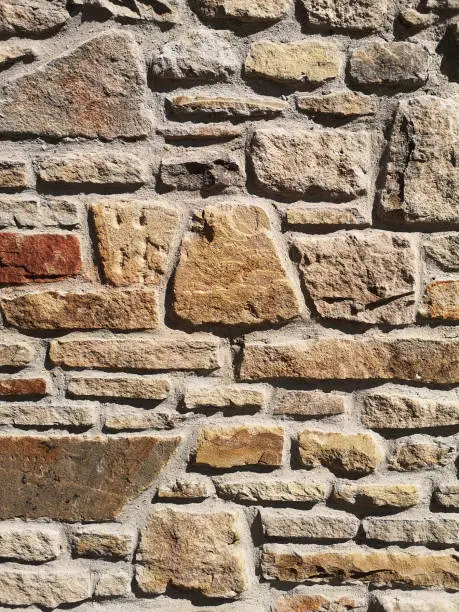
[389,438,455,471]
[296,91,375,118]
[137,507,248,598]
[380,95,459,225]
[240,336,459,384]
[0,342,34,367]
[173,204,300,326]
[294,231,416,324]
[158,475,214,500]
[273,390,345,418]
[0,523,63,562]
[298,430,383,476]
[0,32,150,139]
[50,332,225,372]
[423,234,459,271]
[185,384,266,411]
[0,378,47,397]
[251,128,371,201]
[301,0,388,31]
[282,203,370,228]
[2,288,159,331]
[74,0,179,23]
[90,201,180,287]
[0,435,181,520]
[151,30,238,82]
[245,40,342,84]
[274,589,366,612]
[159,123,243,141]
[0,565,91,608]
[349,42,429,90]
[0,404,96,429]
[214,476,327,503]
[399,8,438,28]
[68,374,170,400]
[104,407,189,432]
[333,482,420,509]
[374,590,459,612]
[0,160,30,190]
[0,1,69,37]
[362,392,459,429]
[434,485,459,510]
[363,516,459,545]
[195,424,284,468]
[422,281,459,321]
[0,197,38,229]
[261,509,359,540]
[0,45,36,71]
[191,0,290,22]
[72,525,136,559]
[0,233,81,284]
[262,545,459,589]
[168,94,288,119]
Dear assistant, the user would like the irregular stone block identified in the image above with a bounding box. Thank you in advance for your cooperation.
[191,0,290,22]
[0,233,81,284]
[0,378,47,397]
[423,234,459,271]
[0,1,68,37]
[363,516,459,545]
[273,390,345,417]
[0,435,181,521]
[434,485,459,510]
[184,384,267,411]
[250,128,371,201]
[389,438,455,471]
[282,203,370,228]
[296,91,376,118]
[195,424,284,468]
[0,403,96,429]
[261,508,359,540]
[90,201,180,287]
[274,589,366,612]
[42,199,80,228]
[167,94,288,119]
[68,374,170,400]
[0,342,34,367]
[0,32,150,139]
[0,44,34,70]
[422,281,459,321]
[94,566,132,598]
[158,475,214,499]
[137,507,248,598]
[0,160,30,191]
[301,0,388,31]
[333,482,420,509]
[427,0,459,10]
[373,590,459,612]
[104,407,189,432]
[74,0,179,23]
[215,477,327,503]
[0,197,39,229]
[0,523,64,562]
[159,123,243,141]
[245,40,342,84]
[72,525,136,559]
[399,8,438,28]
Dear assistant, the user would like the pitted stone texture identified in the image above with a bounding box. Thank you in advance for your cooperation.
[427,0,459,10]
[333,482,420,510]
[399,8,438,28]
[137,507,248,598]
[191,0,290,22]
[262,545,459,589]
[380,95,459,225]
[0,565,91,608]
[184,384,266,411]
[0,435,180,521]
[245,40,342,84]
[94,566,131,598]
[261,508,359,540]
[273,390,345,418]
[0,32,150,139]
[151,30,239,82]
[363,516,459,545]
[91,201,180,287]
[159,123,243,141]
[0,342,34,367]
[362,392,459,429]
[215,476,327,503]
[173,204,300,327]
[422,281,459,321]
[0,197,39,229]
[423,234,459,271]
[240,337,459,384]
[2,288,159,331]
[158,475,214,500]
[298,430,383,476]
[168,94,288,119]
[283,203,370,228]
[349,42,429,91]
[73,0,179,23]
[374,590,459,612]
[274,590,366,612]
[389,438,455,471]
[0,160,30,191]
[251,128,371,201]
[195,424,284,468]
[104,407,189,432]
[0,1,68,37]
[0,404,96,429]
[296,91,376,118]
[0,233,81,284]
[293,231,416,324]
[50,332,225,372]
[301,0,388,31]
[72,525,136,559]
[0,523,63,562]
[0,378,47,397]
[68,374,170,400]
[434,485,459,510]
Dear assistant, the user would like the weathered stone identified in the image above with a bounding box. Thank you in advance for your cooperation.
[0,197,38,228]
[104,407,189,432]
[151,30,238,82]
[173,204,300,326]
[0,565,91,607]
[0,342,34,367]
[296,91,375,118]
[423,234,459,271]
[94,566,131,598]
[251,128,371,201]
[50,332,225,372]
[2,288,159,331]
[380,95,459,225]
[273,390,345,418]
[240,336,459,384]
[0,523,63,562]
[184,384,267,411]
[72,525,136,559]
[168,94,288,119]
[195,424,284,468]
[282,203,370,228]
[0,378,47,397]
[301,0,388,31]
[68,374,170,400]
[399,8,438,28]
[214,476,327,503]
[427,0,459,10]
[274,590,366,612]
[160,150,245,194]
[389,438,455,471]
[0,45,36,70]
[298,430,383,476]
[245,40,342,84]
[91,201,180,287]
[159,123,243,141]
[191,0,290,22]
[0,233,81,284]
[262,545,459,589]
[373,590,459,612]
[349,42,429,90]
[0,435,181,521]
[158,475,214,499]
[137,507,248,598]
[0,1,68,37]
[422,281,459,321]
[362,392,459,429]
[74,0,179,23]
[294,231,416,324]
[0,404,96,429]
[333,482,420,509]
[0,160,30,190]
[0,32,150,139]
[434,485,459,510]
[42,199,80,228]
[261,509,359,540]
[363,516,459,545]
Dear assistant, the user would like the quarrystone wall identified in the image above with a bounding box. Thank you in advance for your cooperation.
[0,0,458,610]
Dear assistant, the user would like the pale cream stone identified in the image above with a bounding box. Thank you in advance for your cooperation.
[0,523,64,562]
[184,384,267,411]
[214,476,327,503]
[68,374,170,400]
[363,516,459,545]
[333,482,420,509]
[191,0,290,22]
[261,508,359,539]
[72,525,137,559]
[296,91,376,118]
[168,94,288,119]
[273,390,345,417]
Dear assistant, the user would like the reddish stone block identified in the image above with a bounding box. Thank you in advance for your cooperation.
[0,378,47,397]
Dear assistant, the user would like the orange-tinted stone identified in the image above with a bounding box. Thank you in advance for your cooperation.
[0,378,47,397]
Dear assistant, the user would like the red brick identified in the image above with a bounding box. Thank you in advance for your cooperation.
[0,378,47,397]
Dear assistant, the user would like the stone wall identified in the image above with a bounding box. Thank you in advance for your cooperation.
[0,1,458,610]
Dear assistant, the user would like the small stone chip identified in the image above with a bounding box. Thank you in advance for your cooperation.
[0,523,64,562]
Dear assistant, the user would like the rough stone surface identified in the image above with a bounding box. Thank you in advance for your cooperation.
[103,407,189,432]
[168,94,288,119]
[333,482,420,509]
[0,342,34,367]
[93,566,131,598]
[434,485,459,510]
[273,390,345,417]
[0,378,47,397]
[0,197,39,229]
[363,516,459,545]
[157,475,214,499]
[301,0,388,31]
[137,507,248,598]
[296,91,376,118]
[273,590,366,612]
[191,0,290,22]
[72,525,136,559]
[0,1,69,37]
[68,374,170,400]
[215,477,327,503]
[389,439,455,471]
[184,384,266,411]
[0,160,30,191]
[0,404,96,429]
[0,523,63,562]
[282,203,370,228]
[423,234,459,271]
[261,509,359,540]
[422,281,459,321]
[373,591,459,612]
[73,0,179,23]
